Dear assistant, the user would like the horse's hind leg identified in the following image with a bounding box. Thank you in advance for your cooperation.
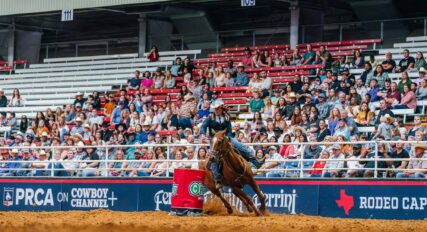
[232,187,260,216]
[248,178,266,214]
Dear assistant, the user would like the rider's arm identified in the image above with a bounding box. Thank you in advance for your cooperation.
[226,121,233,137]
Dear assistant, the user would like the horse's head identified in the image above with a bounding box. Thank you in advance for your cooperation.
[211,129,228,157]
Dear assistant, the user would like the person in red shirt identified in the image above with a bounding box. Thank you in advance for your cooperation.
[241,47,252,67]
[147,45,159,62]
[309,150,329,177]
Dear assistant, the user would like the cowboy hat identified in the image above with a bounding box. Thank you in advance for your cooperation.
[419,67,427,73]
[384,114,395,123]
[184,94,195,101]
[73,133,83,141]
[414,143,427,150]
[143,121,151,126]
[75,92,84,96]
[39,150,47,156]
[287,92,297,98]
[211,100,224,109]
[292,126,306,134]
[237,62,245,68]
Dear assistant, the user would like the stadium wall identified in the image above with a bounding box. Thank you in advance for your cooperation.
[0,178,425,220]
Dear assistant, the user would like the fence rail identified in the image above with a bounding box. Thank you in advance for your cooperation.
[0,141,425,179]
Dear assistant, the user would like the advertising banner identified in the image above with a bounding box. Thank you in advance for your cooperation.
[0,179,425,220]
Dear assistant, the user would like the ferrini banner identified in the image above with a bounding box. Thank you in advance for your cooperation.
[0,179,425,220]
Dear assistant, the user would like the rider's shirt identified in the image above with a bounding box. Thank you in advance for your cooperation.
[201,112,232,137]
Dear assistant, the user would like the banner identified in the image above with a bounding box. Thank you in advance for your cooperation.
[0,179,425,220]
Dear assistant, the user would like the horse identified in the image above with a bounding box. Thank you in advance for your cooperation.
[202,129,266,216]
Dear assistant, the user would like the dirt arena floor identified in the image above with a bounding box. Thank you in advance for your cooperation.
[0,208,425,232]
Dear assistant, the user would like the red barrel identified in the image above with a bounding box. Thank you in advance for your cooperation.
[171,168,206,216]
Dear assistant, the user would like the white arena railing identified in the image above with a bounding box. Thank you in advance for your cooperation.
[0,141,425,179]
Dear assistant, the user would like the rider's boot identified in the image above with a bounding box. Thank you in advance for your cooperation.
[211,162,223,192]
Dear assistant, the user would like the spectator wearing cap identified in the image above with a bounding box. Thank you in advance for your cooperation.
[322,144,345,177]
[0,149,12,176]
[18,115,29,133]
[16,148,33,176]
[235,63,249,87]
[40,132,51,146]
[0,89,7,107]
[333,118,350,141]
[303,136,322,160]
[341,110,358,136]
[70,117,84,136]
[316,93,330,120]
[100,122,113,142]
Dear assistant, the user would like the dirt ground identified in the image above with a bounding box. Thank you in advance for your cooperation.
[0,208,425,232]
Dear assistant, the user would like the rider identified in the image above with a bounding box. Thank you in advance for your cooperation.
[201,100,263,189]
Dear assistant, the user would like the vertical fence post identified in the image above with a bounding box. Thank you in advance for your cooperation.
[105,146,109,177]
[339,24,343,41]
[380,21,384,42]
[301,26,305,44]
[46,44,49,59]
[216,33,220,53]
[181,36,184,51]
[75,44,79,57]
[50,147,55,177]
[166,144,170,177]
[106,42,109,55]
[374,142,378,178]
[299,151,304,178]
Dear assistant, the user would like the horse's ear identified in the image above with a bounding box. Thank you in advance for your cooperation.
[219,129,227,137]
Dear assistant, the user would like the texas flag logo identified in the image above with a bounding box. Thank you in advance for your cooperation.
[336,189,354,215]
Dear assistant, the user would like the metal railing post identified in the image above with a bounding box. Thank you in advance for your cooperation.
[339,24,343,41]
[374,142,378,178]
[252,31,256,47]
[299,151,304,178]
[50,147,55,177]
[216,33,220,53]
[181,36,184,51]
[166,144,170,177]
[104,146,109,177]
[380,21,384,42]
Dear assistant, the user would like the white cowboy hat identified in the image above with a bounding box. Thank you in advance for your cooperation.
[419,67,427,73]
[414,143,427,150]
[143,121,151,126]
[39,150,47,156]
[76,92,84,96]
[184,94,195,101]
[237,62,245,68]
[211,100,224,109]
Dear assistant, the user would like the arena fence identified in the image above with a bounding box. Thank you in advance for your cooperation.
[0,141,425,179]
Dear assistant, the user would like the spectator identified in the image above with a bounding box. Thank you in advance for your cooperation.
[309,150,329,177]
[127,70,141,91]
[241,47,252,67]
[360,63,374,85]
[373,115,392,140]
[0,89,7,107]
[352,50,365,69]
[170,57,182,77]
[414,51,427,70]
[70,117,84,136]
[147,45,159,62]
[407,116,425,137]
[389,141,409,175]
[163,70,176,88]
[396,143,427,178]
[8,88,24,107]
[74,92,85,106]
[290,47,302,65]
[375,100,394,125]
[258,50,272,67]
[255,146,283,178]
[393,85,416,110]
[235,63,249,86]
[153,68,164,89]
[381,52,396,73]
[103,94,116,117]
[371,65,388,88]
[322,144,345,177]
[301,44,315,65]
[355,102,372,126]
[178,95,197,130]
[397,72,412,94]
[259,70,272,97]
[178,57,194,76]
[396,49,415,72]
[249,91,265,113]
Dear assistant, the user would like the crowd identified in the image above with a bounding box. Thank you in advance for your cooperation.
[0,45,426,179]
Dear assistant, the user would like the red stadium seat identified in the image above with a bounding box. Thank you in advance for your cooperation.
[218,93,252,98]
[149,89,180,95]
[0,61,8,67]
[13,60,27,69]
[158,130,177,136]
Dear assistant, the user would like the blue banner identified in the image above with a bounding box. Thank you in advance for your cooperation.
[0,179,425,220]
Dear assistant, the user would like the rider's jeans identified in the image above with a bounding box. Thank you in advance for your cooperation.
[229,137,255,160]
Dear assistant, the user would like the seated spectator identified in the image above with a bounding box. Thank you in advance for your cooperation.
[214,66,226,87]
[367,79,381,103]
[351,50,364,69]
[127,70,141,91]
[301,44,315,65]
[393,85,417,110]
[333,118,350,141]
[163,70,176,88]
[147,45,159,62]
[258,50,272,67]
[395,49,415,73]
[0,89,7,107]
[322,144,345,177]
[303,136,322,159]
[397,71,412,94]
[415,51,427,70]
[396,143,427,178]
[315,46,332,69]
[32,150,50,176]
[290,47,302,65]
[8,88,24,107]
[249,91,264,113]
[416,79,427,100]
[259,70,272,97]
[241,47,252,67]
[235,63,249,86]
[248,72,263,93]
[381,52,396,73]
[355,102,372,126]
[389,141,409,175]
[74,92,85,106]
[178,57,194,76]
[373,115,393,140]
[360,63,374,85]
[170,57,182,77]
[309,150,329,177]
[255,146,283,178]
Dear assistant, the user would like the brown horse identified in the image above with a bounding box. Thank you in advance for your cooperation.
[202,129,266,216]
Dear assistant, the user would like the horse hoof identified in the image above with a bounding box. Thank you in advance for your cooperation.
[254,209,262,216]
[227,208,233,214]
